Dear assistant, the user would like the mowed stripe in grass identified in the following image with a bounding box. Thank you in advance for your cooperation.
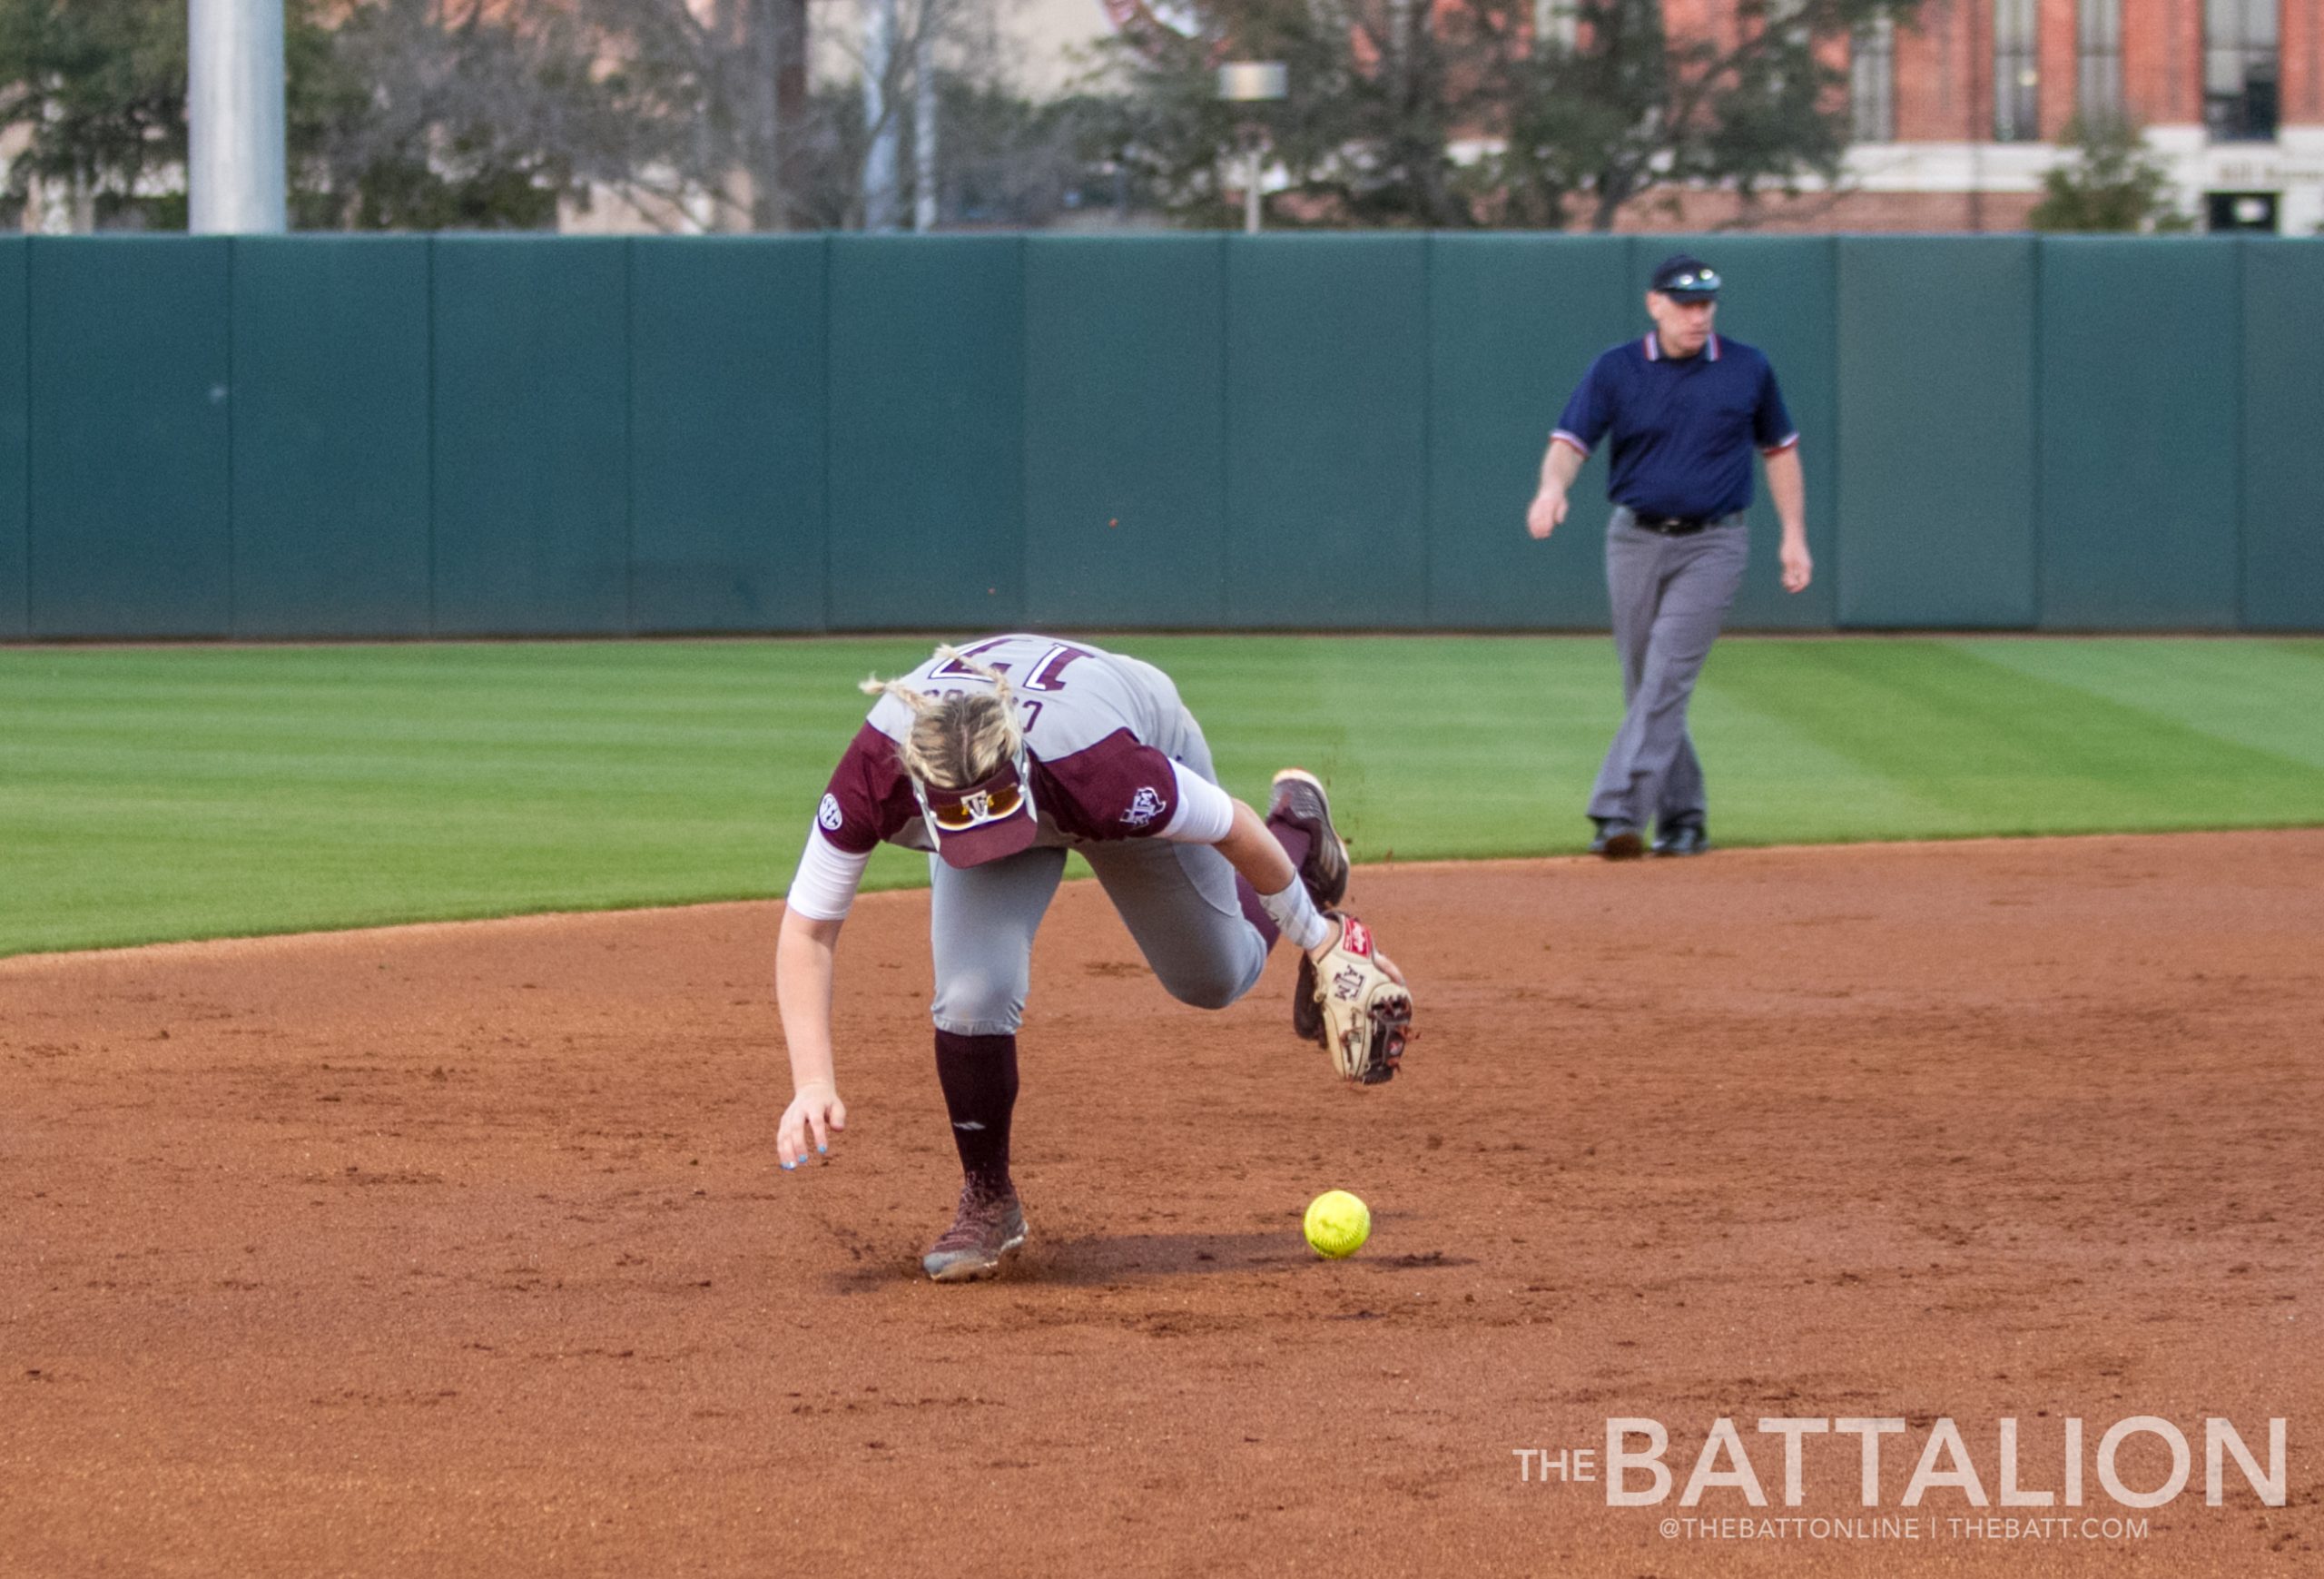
[1,642,931,955]
[1695,637,2324,846]
[2,636,2319,955]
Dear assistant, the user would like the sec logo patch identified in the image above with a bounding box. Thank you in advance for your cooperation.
[817,794,844,832]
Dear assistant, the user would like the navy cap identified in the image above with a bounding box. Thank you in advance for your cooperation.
[1650,254,1721,301]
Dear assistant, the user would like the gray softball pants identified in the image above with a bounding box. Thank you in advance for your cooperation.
[927,714,1269,1036]
[1586,507,1750,833]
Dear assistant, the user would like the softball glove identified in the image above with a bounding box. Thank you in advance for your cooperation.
[1308,913,1411,1085]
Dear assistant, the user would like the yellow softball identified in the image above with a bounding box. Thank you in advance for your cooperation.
[1303,1189,1371,1259]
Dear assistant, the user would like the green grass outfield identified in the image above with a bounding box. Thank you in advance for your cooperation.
[3,635,2320,958]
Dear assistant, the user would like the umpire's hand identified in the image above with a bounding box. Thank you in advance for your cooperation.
[1526,489,1569,539]
[1781,538,1814,594]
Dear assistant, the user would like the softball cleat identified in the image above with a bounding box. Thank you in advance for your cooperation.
[921,1185,1029,1282]
[1267,768,1350,909]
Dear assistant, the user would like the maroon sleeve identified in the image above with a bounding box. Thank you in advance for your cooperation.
[1035,729,1181,841]
[815,722,921,854]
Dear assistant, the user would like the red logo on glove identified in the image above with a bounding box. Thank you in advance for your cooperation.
[1341,917,1372,956]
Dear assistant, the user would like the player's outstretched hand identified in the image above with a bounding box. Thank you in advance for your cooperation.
[779,1080,847,1170]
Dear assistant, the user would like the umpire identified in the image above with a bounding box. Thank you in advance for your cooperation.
[1525,254,1812,859]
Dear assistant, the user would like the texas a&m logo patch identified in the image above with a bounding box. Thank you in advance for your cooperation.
[1121,786,1166,828]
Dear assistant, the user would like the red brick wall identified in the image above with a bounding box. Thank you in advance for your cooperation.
[1895,0,1982,142]
[2038,0,2078,136]
[1612,186,2046,231]
[2283,0,2322,123]
[1794,0,2239,134]
[2122,0,2200,123]
[1661,0,1739,54]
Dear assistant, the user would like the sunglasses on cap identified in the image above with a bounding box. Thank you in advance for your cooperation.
[1660,268,1720,294]
[911,747,1037,834]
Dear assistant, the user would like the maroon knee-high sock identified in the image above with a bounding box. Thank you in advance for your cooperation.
[933,1031,1018,1197]
[1236,815,1319,949]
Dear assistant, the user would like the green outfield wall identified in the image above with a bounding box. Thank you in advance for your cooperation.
[0,232,2317,638]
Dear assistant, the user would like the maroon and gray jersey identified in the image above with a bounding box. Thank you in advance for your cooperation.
[788,636,1236,921]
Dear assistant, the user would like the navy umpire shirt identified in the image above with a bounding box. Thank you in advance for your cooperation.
[1552,333,1799,520]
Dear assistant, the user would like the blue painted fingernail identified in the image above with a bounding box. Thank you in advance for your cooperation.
[782,1160,795,1170]
[817,1144,828,1154]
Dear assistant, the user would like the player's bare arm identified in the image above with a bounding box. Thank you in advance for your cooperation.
[774,908,848,1168]
[1528,437,1586,539]
[1765,445,1811,593]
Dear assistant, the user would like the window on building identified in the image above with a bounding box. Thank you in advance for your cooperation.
[1994,0,2039,142]
[2077,0,2122,119]
[2204,0,2279,142]
[1853,16,1896,142]
[2206,191,2279,231]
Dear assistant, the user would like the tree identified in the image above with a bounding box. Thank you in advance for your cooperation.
[2027,113,2192,234]
[569,0,1035,231]
[1496,0,1914,231]
[300,0,652,231]
[1087,0,1490,229]
[0,0,194,226]
[0,0,630,230]
[927,82,1116,226]
[1085,0,1923,231]
[557,0,812,230]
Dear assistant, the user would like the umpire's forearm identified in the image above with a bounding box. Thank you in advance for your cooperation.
[1765,447,1807,541]
[1538,437,1585,497]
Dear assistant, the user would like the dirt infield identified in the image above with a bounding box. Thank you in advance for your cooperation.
[4,832,2319,1577]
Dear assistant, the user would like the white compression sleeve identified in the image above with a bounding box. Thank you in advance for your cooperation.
[785,825,872,922]
[1256,878,1331,952]
[1157,760,1236,844]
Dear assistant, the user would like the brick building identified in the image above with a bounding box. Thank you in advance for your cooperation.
[1076,0,2324,232]
[1509,0,2320,231]
[572,0,2321,232]
[1784,0,2324,232]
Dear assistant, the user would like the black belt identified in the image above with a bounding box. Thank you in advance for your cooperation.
[1628,512,1713,536]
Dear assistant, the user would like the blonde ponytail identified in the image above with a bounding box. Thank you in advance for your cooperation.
[858,647,1025,789]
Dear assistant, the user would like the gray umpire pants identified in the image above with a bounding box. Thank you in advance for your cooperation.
[927,707,1269,1036]
[1586,507,1750,834]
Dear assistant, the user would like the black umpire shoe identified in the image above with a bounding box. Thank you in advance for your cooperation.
[1270,768,1349,1047]
[1652,822,1710,857]
[1589,819,1645,860]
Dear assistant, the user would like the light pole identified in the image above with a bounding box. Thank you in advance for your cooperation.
[1216,62,1286,234]
[862,0,901,230]
[188,0,286,232]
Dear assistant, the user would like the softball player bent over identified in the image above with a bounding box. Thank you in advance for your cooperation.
[774,635,1412,1281]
